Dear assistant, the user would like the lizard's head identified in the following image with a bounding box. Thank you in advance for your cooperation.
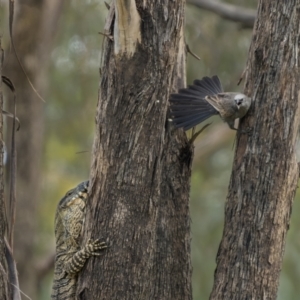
[57,181,89,241]
[58,181,89,210]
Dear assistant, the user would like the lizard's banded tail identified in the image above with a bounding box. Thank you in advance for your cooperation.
[169,75,223,130]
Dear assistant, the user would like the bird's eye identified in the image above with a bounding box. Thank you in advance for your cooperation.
[236,98,243,106]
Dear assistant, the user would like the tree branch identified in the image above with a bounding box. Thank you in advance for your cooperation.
[187,0,256,28]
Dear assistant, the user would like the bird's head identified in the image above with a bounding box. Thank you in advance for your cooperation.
[233,93,251,119]
[234,93,251,109]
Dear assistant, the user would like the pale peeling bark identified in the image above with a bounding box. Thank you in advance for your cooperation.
[114,0,141,56]
[78,1,192,299]
[210,1,300,299]
[174,24,186,89]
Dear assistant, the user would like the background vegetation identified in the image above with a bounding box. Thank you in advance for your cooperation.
[1,0,299,299]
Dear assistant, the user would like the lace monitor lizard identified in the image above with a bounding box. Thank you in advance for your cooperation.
[51,181,107,299]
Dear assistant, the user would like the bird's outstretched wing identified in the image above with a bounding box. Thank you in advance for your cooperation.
[169,76,223,130]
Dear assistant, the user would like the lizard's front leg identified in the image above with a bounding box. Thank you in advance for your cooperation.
[65,239,107,275]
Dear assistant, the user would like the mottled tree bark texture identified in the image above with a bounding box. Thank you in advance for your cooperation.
[77,1,192,299]
[0,39,8,300]
[210,1,300,300]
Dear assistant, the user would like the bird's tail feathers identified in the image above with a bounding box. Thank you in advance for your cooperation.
[192,75,223,97]
[169,76,222,130]
[170,95,217,131]
[172,114,212,131]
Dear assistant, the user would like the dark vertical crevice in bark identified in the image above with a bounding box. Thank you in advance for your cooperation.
[210,1,300,299]
[78,1,192,299]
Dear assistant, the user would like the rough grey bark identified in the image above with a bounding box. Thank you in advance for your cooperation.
[4,1,63,298]
[0,38,9,300]
[78,1,192,299]
[210,1,300,299]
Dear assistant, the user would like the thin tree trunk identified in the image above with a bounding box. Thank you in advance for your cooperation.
[0,38,9,300]
[210,1,300,299]
[4,1,63,298]
[78,1,192,299]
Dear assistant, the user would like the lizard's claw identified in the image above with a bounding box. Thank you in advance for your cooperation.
[85,238,108,256]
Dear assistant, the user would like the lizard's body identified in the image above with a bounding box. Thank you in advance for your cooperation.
[51,181,106,300]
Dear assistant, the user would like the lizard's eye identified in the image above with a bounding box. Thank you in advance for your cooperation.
[65,189,74,197]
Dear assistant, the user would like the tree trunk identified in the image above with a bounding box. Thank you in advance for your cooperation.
[77,1,192,299]
[4,1,63,298]
[210,1,300,299]
[0,39,9,300]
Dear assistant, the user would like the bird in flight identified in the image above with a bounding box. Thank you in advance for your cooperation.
[169,75,251,132]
